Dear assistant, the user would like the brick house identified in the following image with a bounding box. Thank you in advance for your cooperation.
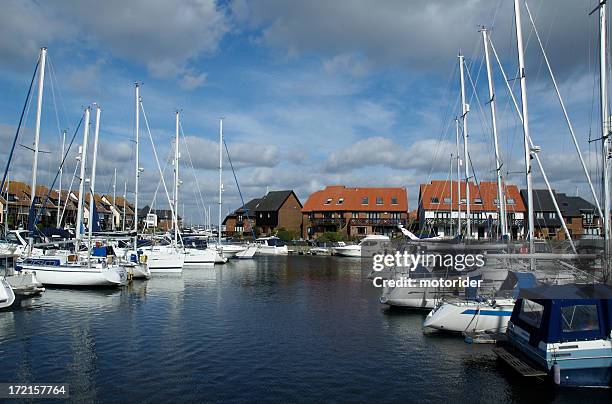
[301,185,408,239]
[223,190,303,237]
[520,189,601,240]
[418,180,526,239]
[138,205,182,231]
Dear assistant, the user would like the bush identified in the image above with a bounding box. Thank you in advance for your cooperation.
[316,231,347,243]
[276,228,298,242]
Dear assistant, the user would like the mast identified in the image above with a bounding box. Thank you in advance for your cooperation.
[133,83,140,249]
[174,110,180,247]
[456,117,461,235]
[218,118,223,245]
[29,47,46,244]
[88,104,101,258]
[459,54,471,239]
[513,0,535,269]
[122,181,127,232]
[57,129,66,228]
[112,168,116,231]
[5,171,9,234]
[600,1,611,279]
[75,106,91,243]
[450,153,453,236]
[481,27,507,239]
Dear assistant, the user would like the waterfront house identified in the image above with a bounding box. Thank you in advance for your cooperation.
[520,189,601,240]
[301,185,408,239]
[224,190,303,237]
[101,195,135,231]
[138,205,182,231]
[417,180,526,239]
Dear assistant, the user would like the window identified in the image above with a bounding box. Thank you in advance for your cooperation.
[391,197,398,205]
[536,212,544,219]
[325,198,332,205]
[460,198,467,204]
[561,305,599,332]
[493,198,499,205]
[519,299,544,328]
[443,197,451,204]
[430,197,439,204]
[267,213,270,218]
[362,197,369,205]
[357,227,366,234]
[548,212,556,219]
[367,212,380,219]
[337,198,344,205]
[390,212,401,220]
[352,212,359,218]
[507,198,516,205]
[474,198,482,205]
[376,197,383,205]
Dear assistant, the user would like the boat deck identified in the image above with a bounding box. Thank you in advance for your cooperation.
[493,347,547,377]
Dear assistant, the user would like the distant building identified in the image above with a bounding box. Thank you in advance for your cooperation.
[138,205,182,231]
[418,180,526,239]
[520,189,601,240]
[223,190,303,237]
[301,185,408,239]
[0,180,135,231]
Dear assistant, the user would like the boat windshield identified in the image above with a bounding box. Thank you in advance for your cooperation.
[561,304,599,333]
[518,299,544,328]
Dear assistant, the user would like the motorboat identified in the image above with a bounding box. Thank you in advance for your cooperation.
[17,253,127,287]
[255,236,288,255]
[333,235,390,258]
[496,284,612,387]
[423,272,537,333]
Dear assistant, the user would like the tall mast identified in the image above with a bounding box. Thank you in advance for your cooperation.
[88,104,101,257]
[122,181,127,232]
[600,1,611,277]
[481,27,507,238]
[5,171,9,234]
[450,153,453,236]
[29,47,46,243]
[75,106,91,243]
[513,0,535,269]
[174,110,180,246]
[459,54,471,239]
[134,83,140,249]
[112,168,116,231]
[218,118,223,245]
[57,129,66,228]
[456,117,461,235]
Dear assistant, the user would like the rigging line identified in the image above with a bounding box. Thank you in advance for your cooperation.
[59,160,80,226]
[524,0,603,218]
[223,137,257,239]
[48,57,69,133]
[47,56,64,143]
[178,121,209,225]
[147,148,172,217]
[0,57,39,200]
[139,100,180,244]
[31,114,85,231]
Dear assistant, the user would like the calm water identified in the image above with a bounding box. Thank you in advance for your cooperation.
[1,256,610,403]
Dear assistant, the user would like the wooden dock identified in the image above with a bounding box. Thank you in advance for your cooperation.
[493,347,547,377]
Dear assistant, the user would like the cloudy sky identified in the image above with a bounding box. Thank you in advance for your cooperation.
[0,0,606,225]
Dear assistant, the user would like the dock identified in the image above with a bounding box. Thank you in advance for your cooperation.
[492,347,547,377]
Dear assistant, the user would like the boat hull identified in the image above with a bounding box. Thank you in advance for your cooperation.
[333,247,361,257]
[17,264,127,286]
[423,299,514,333]
[0,279,16,309]
[184,248,216,266]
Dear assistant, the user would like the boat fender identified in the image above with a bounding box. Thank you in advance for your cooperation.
[552,363,561,385]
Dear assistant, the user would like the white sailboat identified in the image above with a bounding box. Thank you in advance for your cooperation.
[0,278,15,309]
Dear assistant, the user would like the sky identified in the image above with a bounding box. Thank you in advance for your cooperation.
[0,0,607,226]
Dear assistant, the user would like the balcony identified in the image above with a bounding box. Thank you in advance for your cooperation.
[309,217,346,227]
[349,218,406,226]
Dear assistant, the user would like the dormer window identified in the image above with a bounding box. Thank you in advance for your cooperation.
[507,198,516,205]
[362,197,369,205]
[324,198,333,205]
[474,198,483,205]
[337,198,344,205]
[431,197,439,204]
[391,197,398,205]
[443,197,451,204]
[376,197,383,205]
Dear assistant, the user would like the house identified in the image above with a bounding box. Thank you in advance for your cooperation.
[101,195,135,231]
[301,185,408,239]
[223,190,303,237]
[138,205,182,231]
[520,189,601,240]
[418,180,526,239]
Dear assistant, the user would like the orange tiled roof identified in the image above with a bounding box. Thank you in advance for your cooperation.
[302,185,408,212]
[419,180,526,212]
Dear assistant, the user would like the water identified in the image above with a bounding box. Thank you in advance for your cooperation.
[1,256,610,403]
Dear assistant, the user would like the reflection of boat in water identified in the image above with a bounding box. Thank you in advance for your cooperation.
[0,278,16,309]
[496,284,612,387]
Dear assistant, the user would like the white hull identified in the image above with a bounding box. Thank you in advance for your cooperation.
[333,246,361,257]
[184,248,216,266]
[18,263,127,286]
[125,262,151,279]
[0,279,16,309]
[234,245,258,259]
[140,247,185,273]
[379,286,441,309]
[218,244,247,258]
[256,245,288,255]
[423,299,515,333]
